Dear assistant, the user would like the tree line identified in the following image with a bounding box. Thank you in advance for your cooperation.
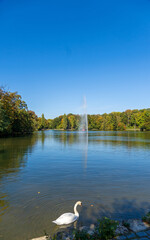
[0,87,150,136]
[47,109,150,131]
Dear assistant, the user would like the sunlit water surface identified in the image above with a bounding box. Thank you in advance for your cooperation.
[0,130,150,240]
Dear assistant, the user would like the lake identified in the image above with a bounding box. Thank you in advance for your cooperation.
[0,130,150,240]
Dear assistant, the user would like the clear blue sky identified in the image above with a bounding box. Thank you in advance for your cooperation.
[0,0,150,119]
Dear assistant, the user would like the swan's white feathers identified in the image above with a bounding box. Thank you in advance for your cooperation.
[53,213,78,225]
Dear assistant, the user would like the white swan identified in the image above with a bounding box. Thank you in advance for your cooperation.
[52,201,82,225]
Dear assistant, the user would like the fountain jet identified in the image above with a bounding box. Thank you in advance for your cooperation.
[79,96,88,132]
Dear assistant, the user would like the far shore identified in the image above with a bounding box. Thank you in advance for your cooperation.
[46,128,141,131]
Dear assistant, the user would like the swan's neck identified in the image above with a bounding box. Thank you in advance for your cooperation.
[74,203,79,217]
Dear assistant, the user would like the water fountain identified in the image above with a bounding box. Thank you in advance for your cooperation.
[79,96,88,132]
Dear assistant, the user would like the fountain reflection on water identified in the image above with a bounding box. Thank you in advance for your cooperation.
[79,96,88,168]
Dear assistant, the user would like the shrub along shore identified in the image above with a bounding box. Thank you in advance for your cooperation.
[0,87,150,137]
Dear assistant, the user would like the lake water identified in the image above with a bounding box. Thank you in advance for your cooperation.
[0,130,150,240]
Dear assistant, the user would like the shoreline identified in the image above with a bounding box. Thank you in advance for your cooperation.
[31,214,150,240]
[0,128,145,138]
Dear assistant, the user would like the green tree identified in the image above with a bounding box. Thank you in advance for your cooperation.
[63,114,68,130]
[68,114,76,129]
[140,111,150,131]
[125,109,132,127]
[47,119,53,129]
[41,113,46,129]
[0,101,10,134]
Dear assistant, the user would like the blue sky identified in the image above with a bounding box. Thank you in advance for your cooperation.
[0,0,150,119]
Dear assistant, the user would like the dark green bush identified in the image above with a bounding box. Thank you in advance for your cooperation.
[95,217,118,240]
[73,230,92,240]
[142,212,150,224]
[122,220,130,229]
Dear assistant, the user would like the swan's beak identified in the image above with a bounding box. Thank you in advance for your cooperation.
[80,202,82,206]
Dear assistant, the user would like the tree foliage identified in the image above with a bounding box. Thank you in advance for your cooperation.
[63,114,68,130]
[0,88,37,136]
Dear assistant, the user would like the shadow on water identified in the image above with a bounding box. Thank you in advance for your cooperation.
[77,198,150,227]
[53,198,150,235]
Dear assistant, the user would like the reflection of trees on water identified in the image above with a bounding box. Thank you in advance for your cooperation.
[41,131,45,147]
[52,131,88,145]
[92,138,150,149]
[52,131,79,145]
[0,135,37,177]
[0,193,9,222]
[89,132,150,149]
[0,135,38,221]
[51,130,150,150]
